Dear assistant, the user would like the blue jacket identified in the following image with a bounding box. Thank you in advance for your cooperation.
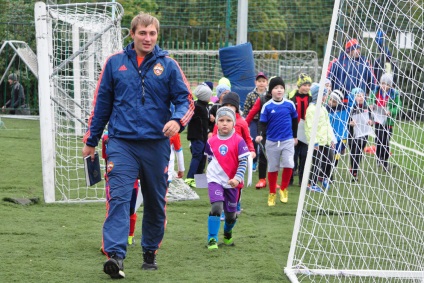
[326,103,349,141]
[84,43,194,147]
[328,52,376,99]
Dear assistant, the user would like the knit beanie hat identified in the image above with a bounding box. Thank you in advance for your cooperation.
[194,83,212,102]
[296,73,312,88]
[351,88,365,97]
[380,73,393,86]
[345,38,361,53]
[329,89,344,104]
[350,88,366,107]
[216,84,231,99]
[218,77,231,87]
[204,81,213,91]
[310,83,328,103]
[216,106,236,125]
[8,73,17,81]
[221,91,240,113]
[268,76,285,95]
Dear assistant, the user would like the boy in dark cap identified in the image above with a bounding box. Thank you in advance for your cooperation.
[219,91,255,161]
[244,72,268,172]
[256,77,298,206]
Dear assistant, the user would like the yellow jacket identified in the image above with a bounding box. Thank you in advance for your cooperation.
[305,103,335,146]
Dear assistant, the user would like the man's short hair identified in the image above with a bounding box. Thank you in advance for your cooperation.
[131,13,160,33]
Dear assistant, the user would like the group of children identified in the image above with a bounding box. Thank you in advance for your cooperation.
[101,71,401,252]
[305,72,401,191]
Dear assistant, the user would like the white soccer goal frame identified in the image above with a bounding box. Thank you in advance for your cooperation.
[285,0,424,281]
[35,1,124,203]
[0,40,38,84]
[33,2,202,204]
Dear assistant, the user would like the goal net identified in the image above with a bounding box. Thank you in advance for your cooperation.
[35,2,124,203]
[285,0,424,282]
[168,49,318,101]
[34,2,200,204]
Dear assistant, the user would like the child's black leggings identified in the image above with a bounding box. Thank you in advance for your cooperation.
[349,137,368,177]
[375,123,392,168]
[310,145,334,185]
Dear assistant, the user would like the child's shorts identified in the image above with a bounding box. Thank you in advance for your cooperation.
[208,182,240,213]
[265,139,295,172]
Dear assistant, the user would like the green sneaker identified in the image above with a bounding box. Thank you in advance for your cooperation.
[207,238,218,250]
[223,231,234,246]
[127,235,135,246]
[184,178,196,188]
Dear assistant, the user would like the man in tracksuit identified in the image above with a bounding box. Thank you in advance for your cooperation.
[328,38,376,100]
[82,13,194,279]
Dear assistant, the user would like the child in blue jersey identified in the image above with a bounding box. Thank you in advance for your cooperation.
[205,106,250,250]
[255,77,298,206]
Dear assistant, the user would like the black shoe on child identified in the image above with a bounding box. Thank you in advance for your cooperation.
[103,254,125,279]
[351,172,358,183]
[142,250,158,270]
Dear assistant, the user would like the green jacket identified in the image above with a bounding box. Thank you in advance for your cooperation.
[305,103,335,146]
[368,87,401,126]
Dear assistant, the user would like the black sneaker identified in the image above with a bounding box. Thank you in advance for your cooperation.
[142,250,158,270]
[103,254,125,279]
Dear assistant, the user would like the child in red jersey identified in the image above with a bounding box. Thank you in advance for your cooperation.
[169,133,185,182]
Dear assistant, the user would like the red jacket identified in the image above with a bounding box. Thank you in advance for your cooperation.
[245,97,263,126]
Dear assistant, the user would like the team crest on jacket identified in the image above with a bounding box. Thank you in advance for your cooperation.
[153,63,164,76]
[107,161,114,173]
[219,144,228,156]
